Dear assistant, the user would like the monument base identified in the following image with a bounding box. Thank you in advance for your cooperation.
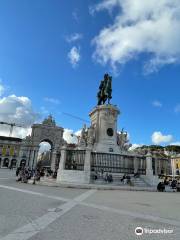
[89,104,120,153]
[141,175,159,186]
[93,142,121,154]
[56,170,90,184]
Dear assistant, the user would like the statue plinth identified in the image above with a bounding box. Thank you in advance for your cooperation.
[89,104,120,153]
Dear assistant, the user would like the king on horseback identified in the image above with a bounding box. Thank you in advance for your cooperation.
[97,73,112,105]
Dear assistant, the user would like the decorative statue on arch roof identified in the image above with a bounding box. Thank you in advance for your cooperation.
[97,73,112,105]
[42,114,56,126]
[23,135,32,144]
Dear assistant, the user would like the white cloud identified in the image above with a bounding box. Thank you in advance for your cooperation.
[66,33,83,43]
[152,100,162,107]
[72,9,79,22]
[75,129,82,137]
[144,56,177,74]
[129,143,142,151]
[170,142,180,146]
[44,97,60,105]
[91,0,180,73]
[0,125,32,139]
[68,46,81,67]
[0,83,5,96]
[174,104,180,113]
[0,94,39,138]
[152,131,173,145]
[89,0,118,15]
[63,128,79,144]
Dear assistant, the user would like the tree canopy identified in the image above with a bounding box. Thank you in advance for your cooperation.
[136,145,180,154]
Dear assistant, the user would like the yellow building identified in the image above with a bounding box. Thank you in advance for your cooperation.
[0,136,22,168]
[171,155,180,176]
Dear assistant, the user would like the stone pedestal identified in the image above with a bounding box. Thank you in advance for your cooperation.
[56,147,91,184]
[89,104,120,153]
[141,151,159,186]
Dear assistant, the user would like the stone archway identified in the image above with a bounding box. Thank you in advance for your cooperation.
[24,115,64,171]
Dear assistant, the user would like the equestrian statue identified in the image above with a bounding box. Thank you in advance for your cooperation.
[97,73,112,105]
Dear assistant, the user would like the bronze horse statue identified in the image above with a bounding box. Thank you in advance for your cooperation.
[97,73,112,105]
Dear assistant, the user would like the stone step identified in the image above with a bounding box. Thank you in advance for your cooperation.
[131,178,148,187]
[92,172,149,187]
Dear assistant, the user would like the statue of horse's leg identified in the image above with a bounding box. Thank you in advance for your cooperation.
[98,98,102,105]
[103,95,107,104]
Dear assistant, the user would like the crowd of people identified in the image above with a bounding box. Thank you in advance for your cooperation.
[104,172,113,183]
[15,166,57,184]
[93,170,114,183]
[93,169,133,185]
[157,177,180,192]
[14,165,180,192]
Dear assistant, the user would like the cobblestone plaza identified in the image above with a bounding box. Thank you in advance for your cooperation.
[0,168,179,240]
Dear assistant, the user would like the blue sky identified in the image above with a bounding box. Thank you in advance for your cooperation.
[0,0,180,147]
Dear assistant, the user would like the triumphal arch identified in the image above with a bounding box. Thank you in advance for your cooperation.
[19,115,64,170]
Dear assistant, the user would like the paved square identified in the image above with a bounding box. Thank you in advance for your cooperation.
[0,169,179,240]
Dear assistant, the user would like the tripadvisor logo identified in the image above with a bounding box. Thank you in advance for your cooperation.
[135,227,174,235]
[135,227,143,236]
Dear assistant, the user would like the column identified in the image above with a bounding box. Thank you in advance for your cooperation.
[28,150,34,169]
[134,157,138,173]
[8,157,12,168]
[27,149,32,167]
[29,149,37,169]
[16,157,21,168]
[146,151,153,176]
[56,147,67,182]
[50,150,57,172]
[171,158,175,177]
[58,147,67,172]
[84,147,92,183]
[140,159,142,170]
[1,157,4,168]
[154,158,158,176]
[32,150,38,169]
[124,156,129,172]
